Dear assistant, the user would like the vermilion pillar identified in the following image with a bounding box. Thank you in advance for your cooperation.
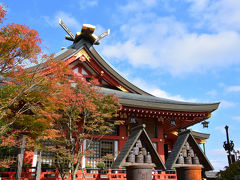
[118,124,127,151]
[157,121,165,162]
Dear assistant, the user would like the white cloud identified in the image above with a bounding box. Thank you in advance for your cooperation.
[206,90,217,96]
[226,85,240,92]
[186,0,209,12]
[208,148,226,156]
[220,100,236,109]
[78,0,98,10]
[151,89,186,101]
[214,126,225,135]
[103,18,240,75]
[118,0,159,14]
[129,78,196,102]
[187,0,240,32]
[101,0,240,75]
[93,25,106,37]
[207,148,228,170]
[218,83,225,87]
[43,11,81,31]
[233,116,240,122]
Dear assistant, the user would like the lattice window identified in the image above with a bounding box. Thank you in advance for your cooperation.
[41,151,55,167]
[101,140,114,168]
[86,140,115,168]
[0,146,19,165]
[41,141,56,167]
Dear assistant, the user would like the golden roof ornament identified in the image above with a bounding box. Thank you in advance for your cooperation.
[59,18,110,45]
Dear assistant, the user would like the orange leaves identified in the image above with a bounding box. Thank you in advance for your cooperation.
[0,5,6,24]
[0,6,42,74]
[0,135,16,147]
[36,57,121,176]
[0,4,121,174]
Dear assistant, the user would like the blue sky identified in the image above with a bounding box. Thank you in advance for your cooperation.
[2,0,240,170]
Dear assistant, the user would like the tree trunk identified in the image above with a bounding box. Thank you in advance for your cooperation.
[81,168,87,180]
[16,135,26,180]
[35,152,42,180]
[72,174,75,180]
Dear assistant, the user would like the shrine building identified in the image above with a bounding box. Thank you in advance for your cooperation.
[38,23,219,170]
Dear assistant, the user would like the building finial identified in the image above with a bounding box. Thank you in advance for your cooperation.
[59,19,110,45]
[59,18,75,41]
[94,29,110,45]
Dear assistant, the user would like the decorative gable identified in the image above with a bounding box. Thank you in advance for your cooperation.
[111,124,166,170]
[165,129,214,171]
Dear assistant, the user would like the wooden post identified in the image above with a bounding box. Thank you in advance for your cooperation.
[35,152,42,180]
[16,135,26,180]
[157,121,165,162]
[118,124,126,151]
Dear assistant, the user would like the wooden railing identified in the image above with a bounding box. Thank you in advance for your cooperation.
[0,168,177,180]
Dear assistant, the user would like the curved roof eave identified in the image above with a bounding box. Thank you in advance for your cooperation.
[88,45,152,96]
[53,40,220,113]
[54,41,152,95]
[191,131,210,140]
[99,87,220,113]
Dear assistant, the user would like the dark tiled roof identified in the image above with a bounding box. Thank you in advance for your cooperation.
[192,131,210,140]
[53,40,152,95]
[111,124,166,170]
[165,129,214,171]
[165,131,189,170]
[99,87,220,112]
[52,39,219,112]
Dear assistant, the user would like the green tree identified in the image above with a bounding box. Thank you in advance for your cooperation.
[218,161,240,180]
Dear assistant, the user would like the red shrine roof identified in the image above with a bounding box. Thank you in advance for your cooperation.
[54,43,151,95]
[53,23,219,114]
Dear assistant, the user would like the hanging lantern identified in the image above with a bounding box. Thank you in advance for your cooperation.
[201,121,209,128]
[170,119,176,126]
[130,116,136,123]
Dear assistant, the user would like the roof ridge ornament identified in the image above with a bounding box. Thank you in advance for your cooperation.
[59,18,75,41]
[59,19,110,45]
[94,29,110,45]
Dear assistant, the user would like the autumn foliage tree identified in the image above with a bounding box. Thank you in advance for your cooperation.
[0,4,121,179]
[38,62,121,180]
[0,4,50,168]
[0,4,44,136]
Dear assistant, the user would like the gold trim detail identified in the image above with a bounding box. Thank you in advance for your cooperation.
[200,140,206,144]
[74,48,91,61]
[171,131,178,136]
[117,85,129,92]
[207,113,211,118]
